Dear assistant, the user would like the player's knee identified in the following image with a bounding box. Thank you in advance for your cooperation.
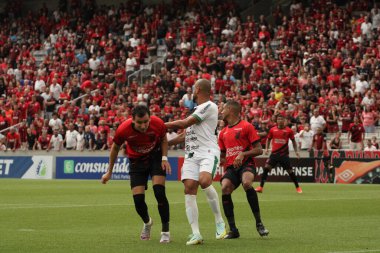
[183,180,198,194]
[241,181,252,191]
[287,170,297,178]
[153,184,167,202]
[287,169,294,175]
[199,178,212,189]
[221,182,233,195]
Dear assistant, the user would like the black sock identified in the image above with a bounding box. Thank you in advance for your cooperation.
[329,168,334,183]
[260,169,269,187]
[222,194,237,231]
[246,187,262,224]
[133,194,150,223]
[288,172,299,188]
[153,185,170,232]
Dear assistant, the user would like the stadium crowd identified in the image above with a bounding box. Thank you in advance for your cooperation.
[0,0,379,152]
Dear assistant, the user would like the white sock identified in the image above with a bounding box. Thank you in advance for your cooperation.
[202,185,224,224]
[145,217,152,225]
[185,194,200,235]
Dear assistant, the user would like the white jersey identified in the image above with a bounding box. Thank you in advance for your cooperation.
[299,129,314,150]
[50,134,63,151]
[65,130,79,149]
[185,101,220,158]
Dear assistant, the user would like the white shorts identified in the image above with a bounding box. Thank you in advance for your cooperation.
[181,155,219,181]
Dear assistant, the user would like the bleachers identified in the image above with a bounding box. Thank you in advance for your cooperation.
[0,0,379,152]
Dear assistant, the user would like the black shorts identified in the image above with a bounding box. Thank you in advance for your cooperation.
[221,165,256,189]
[266,153,291,170]
[128,150,166,189]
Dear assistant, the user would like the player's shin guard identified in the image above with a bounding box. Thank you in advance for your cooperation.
[153,185,170,232]
[260,169,269,187]
[288,171,300,188]
[185,194,200,235]
[133,194,150,223]
[203,185,224,223]
[222,194,237,230]
[246,187,262,224]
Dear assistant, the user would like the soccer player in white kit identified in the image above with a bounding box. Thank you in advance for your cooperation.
[166,79,226,245]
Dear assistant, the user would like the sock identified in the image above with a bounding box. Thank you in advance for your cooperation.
[153,185,170,232]
[260,169,269,187]
[329,168,334,183]
[133,194,150,223]
[246,187,262,224]
[185,194,200,235]
[288,172,300,188]
[222,194,237,231]
[202,185,224,224]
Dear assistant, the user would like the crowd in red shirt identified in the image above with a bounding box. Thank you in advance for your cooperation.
[0,0,379,151]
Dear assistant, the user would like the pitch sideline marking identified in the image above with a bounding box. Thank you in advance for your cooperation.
[0,196,380,209]
[327,250,380,253]
[18,229,35,232]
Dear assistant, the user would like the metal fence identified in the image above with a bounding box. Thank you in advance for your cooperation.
[127,57,165,86]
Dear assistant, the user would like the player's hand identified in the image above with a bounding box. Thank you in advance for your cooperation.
[265,150,269,155]
[295,151,300,159]
[233,153,244,168]
[101,171,112,184]
[162,160,172,175]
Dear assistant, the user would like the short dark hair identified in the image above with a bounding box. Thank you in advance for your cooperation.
[226,100,241,114]
[132,105,150,118]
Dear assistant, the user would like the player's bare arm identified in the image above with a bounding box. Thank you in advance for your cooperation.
[291,139,300,158]
[220,150,226,165]
[265,138,271,154]
[258,131,267,138]
[168,131,185,146]
[101,143,121,184]
[234,141,263,168]
[165,115,199,129]
[161,134,171,175]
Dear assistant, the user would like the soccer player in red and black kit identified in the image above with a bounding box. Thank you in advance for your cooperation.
[256,114,302,193]
[218,101,269,239]
[101,105,172,243]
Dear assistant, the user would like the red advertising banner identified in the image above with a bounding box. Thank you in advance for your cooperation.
[177,157,316,182]
[311,150,380,184]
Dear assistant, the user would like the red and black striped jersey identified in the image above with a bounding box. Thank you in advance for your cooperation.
[268,126,294,156]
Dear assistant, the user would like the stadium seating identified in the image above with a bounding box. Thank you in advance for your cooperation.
[0,0,378,152]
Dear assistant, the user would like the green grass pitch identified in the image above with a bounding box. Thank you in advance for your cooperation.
[1,180,380,253]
